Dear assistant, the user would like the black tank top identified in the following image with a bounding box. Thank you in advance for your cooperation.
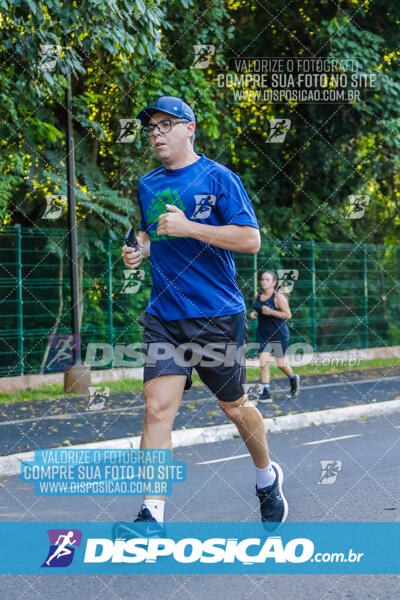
[252,291,289,338]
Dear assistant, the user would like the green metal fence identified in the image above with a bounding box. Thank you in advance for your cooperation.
[1,226,399,377]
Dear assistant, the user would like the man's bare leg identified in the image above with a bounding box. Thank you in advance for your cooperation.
[220,393,288,527]
[219,395,270,468]
[141,373,187,501]
[112,374,187,538]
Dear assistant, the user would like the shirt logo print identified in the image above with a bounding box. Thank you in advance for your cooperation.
[145,187,186,242]
[191,194,216,219]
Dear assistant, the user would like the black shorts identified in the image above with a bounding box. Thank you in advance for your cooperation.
[138,310,248,402]
[256,332,290,357]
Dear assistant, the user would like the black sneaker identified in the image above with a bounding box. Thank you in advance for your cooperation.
[256,462,288,531]
[290,374,300,397]
[259,387,272,403]
[112,505,166,540]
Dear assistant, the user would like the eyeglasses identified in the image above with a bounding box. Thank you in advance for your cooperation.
[143,118,190,136]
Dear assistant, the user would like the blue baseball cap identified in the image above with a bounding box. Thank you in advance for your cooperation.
[136,96,196,126]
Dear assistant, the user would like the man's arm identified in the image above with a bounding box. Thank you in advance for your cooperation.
[189,223,260,254]
[157,204,260,254]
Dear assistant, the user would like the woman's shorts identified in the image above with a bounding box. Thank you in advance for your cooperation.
[138,310,248,403]
[256,333,290,357]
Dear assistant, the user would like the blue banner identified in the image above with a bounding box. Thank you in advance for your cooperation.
[0,522,399,574]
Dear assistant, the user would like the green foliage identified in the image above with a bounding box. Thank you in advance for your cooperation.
[1,0,399,245]
[0,0,232,243]
[223,0,400,245]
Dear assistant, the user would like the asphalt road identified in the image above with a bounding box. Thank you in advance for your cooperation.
[1,366,399,455]
[0,413,399,598]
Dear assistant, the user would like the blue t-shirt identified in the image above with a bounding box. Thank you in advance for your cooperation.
[137,153,259,321]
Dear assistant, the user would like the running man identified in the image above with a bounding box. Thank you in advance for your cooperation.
[249,270,300,401]
[115,96,288,536]
[45,531,77,566]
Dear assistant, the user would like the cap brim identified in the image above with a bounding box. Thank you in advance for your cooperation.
[136,106,181,126]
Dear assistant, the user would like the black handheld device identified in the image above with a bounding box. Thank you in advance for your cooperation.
[125,226,140,251]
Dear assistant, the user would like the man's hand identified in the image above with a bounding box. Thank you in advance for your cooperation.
[157,204,192,238]
[122,240,144,269]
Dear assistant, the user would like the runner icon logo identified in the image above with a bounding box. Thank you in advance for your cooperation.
[41,529,82,568]
[267,119,291,143]
[43,195,66,220]
[317,460,343,485]
[346,195,370,219]
[122,269,145,294]
[116,119,140,143]
[276,269,299,293]
[191,45,215,69]
[87,387,110,411]
[191,195,216,219]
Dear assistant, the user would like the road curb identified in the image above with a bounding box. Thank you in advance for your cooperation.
[1,399,400,477]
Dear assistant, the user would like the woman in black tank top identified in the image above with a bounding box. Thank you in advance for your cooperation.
[249,270,299,401]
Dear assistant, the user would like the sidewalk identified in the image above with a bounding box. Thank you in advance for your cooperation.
[1,366,399,457]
